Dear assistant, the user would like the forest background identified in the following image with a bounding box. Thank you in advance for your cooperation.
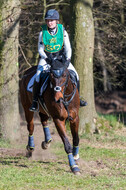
[19,0,126,111]
[19,0,126,119]
[0,2,126,189]
[0,0,126,141]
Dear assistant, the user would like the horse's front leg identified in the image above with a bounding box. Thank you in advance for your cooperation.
[39,112,52,149]
[54,119,80,175]
[70,115,80,161]
[24,108,35,152]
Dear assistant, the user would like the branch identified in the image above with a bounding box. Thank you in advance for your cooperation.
[46,0,70,7]
[19,44,31,68]
[46,3,69,7]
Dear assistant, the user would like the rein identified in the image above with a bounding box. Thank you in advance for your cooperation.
[62,78,77,120]
[51,70,77,120]
[49,56,77,120]
[63,79,77,106]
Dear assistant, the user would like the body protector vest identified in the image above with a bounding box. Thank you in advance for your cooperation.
[42,24,64,53]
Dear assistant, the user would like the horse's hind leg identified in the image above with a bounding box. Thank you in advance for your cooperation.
[39,112,52,149]
[24,107,35,152]
[70,115,80,161]
[54,119,80,174]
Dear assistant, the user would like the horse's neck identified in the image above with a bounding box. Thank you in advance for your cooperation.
[65,79,74,94]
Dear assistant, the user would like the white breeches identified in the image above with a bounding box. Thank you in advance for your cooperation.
[35,58,79,82]
[35,59,48,82]
[67,62,79,80]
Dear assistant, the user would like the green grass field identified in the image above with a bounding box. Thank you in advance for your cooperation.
[0,118,126,190]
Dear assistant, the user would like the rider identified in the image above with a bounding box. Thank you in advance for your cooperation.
[29,9,87,112]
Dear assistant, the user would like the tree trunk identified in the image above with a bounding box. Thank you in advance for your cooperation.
[70,0,97,133]
[0,0,20,142]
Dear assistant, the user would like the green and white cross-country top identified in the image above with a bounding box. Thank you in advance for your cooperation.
[42,24,64,53]
[38,24,72,60]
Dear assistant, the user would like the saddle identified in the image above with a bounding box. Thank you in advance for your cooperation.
[27,72,49,114]
[27,72,49,95]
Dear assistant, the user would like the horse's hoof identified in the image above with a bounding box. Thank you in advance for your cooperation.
[41,141,51,149]
[71,165,80,175]
[26,150,32,158]
[26,145,34,152]
[74,171,81,175]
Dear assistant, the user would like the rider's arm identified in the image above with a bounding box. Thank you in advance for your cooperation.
[38,31,47,59]
[63,30,72,60]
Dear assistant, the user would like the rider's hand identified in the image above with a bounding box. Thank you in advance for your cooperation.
[43,64,51,72]
[45,57,51,64]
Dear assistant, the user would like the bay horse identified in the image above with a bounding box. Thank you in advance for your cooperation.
[19,57,80,174]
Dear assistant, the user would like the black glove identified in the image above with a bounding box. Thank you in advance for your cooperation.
[45,53,53,64]
[45,57,51,64]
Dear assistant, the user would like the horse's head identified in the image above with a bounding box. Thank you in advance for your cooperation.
[49,58,69,103]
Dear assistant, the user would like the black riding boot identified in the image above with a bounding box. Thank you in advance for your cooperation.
[77,81,87,107]
[29,81,40,112]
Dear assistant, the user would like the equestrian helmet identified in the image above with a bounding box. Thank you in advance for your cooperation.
[45,9,59,20]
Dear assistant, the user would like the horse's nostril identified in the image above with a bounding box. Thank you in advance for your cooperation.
[55,98,63,103]
[56,99,60,103]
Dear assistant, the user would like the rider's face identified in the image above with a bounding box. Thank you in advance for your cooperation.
[46,19,57,29]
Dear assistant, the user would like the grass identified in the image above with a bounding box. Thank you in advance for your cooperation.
[80,145,126,161]
[0,114,126,190]
[0,158,94,190]
[97,113,124,131]
[0,148,126,190]
[0,138,11,148]
[0,158,124,190]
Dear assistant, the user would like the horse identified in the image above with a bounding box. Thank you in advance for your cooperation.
[19,57,80,175]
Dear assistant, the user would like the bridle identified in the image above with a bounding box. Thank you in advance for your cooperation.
[46,55,77,119]
[53,72,69,93]
[50,68,77,119]
[50,68,69,95]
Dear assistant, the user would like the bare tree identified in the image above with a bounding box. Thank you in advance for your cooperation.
[70,0,97,133]
[93,0,126,93]
[0,0,21,141]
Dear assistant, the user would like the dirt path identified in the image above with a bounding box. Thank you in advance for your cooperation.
[1,113,126,158]
[19,114,60,161]
[0,112,60,161]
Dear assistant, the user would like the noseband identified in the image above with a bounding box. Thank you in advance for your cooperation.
[54,86,61,92]
[50,69,69,94]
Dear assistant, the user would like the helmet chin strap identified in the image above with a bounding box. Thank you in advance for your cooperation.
[48,26,57,35]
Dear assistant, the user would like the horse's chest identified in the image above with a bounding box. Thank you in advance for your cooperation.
[49,102,68,119]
